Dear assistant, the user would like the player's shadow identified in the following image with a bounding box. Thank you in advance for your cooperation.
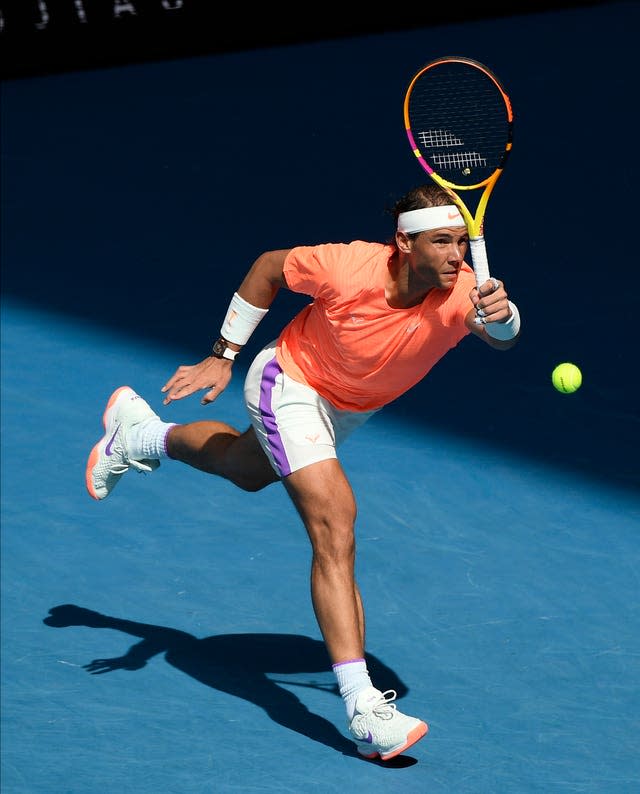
[43,604,418,766]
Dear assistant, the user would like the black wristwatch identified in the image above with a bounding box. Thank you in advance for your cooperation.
[211,337,239,361]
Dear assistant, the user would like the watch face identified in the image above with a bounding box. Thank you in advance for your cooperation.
[212,339,226,357]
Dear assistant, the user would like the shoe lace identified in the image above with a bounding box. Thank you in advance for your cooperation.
[129,458,155,474]
[371,690,398,720]
[108,462,129,476]
[109,458,155,476]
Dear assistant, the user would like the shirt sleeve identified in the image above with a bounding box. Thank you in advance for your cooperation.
[283,244,351,300]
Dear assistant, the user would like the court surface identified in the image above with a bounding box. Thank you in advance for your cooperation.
[2,4,639,792]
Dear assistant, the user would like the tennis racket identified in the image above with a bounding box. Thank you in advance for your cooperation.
[403,55,513,290]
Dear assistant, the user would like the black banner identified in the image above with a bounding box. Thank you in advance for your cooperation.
[0,0,614,79]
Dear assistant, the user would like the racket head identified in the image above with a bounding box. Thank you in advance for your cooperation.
[404,55,513,233]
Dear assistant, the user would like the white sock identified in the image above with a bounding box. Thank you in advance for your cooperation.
[127,419,177,461]
[332,658,373,720]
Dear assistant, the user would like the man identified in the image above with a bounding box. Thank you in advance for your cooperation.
[86,183,521,761]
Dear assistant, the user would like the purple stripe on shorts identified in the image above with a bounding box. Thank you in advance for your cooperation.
[259,356,291,477]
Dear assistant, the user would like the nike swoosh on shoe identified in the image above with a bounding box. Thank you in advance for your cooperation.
[105,426,120,456]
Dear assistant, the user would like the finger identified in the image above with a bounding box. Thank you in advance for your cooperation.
[161,364,194,393]
[478,302,503,322]
[163,383,194,405]
[201,385,218,405]
[479,278,501,297]
[161,375,181,394]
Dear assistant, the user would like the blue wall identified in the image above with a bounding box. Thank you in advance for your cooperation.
[2,1,638,491]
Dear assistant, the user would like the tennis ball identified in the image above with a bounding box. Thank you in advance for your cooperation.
[552,362,582,394]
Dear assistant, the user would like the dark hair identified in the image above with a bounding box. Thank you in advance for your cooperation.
[391,183,454,224]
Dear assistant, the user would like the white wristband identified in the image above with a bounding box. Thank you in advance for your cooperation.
[220,292,268,346]
[485,301,521,340]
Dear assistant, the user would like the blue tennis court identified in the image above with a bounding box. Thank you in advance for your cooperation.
[2,4,639,792]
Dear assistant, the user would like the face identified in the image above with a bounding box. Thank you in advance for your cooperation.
[398,226,469,291]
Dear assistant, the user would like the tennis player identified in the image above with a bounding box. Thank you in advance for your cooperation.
[86,183,521,761]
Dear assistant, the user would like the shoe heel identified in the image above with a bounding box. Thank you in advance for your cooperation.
[101,385,133,428]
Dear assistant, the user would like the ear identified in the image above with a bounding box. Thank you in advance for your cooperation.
[395,230,413,254]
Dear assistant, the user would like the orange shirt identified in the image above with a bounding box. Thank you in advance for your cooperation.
[276,240,475,411]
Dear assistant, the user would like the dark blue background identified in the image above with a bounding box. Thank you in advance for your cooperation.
[2,1,638,491]
[2,5,640,792]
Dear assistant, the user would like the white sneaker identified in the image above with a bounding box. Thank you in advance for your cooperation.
[348,686,428,761]
[86,386,160,501]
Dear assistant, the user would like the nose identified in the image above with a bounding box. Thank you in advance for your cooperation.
[448,241,464,261]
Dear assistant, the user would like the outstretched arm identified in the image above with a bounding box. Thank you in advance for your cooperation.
[162,249,291,405]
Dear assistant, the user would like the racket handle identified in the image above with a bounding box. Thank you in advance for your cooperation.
[469,236,491,289]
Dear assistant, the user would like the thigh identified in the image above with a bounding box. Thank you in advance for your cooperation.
[223,425,281,490]
[283,458,357,535]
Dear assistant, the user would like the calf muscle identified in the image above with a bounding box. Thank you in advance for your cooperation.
[167,423,278,491]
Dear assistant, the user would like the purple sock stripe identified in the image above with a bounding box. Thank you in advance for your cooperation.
[332,658,366,670]
[259,357,291,477]
[163,424,178,459]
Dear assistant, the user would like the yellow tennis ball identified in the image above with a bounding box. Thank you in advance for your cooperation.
[552,362,582,394]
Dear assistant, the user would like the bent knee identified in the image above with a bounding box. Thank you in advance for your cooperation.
[222,428,280,491]
[229,470,279,492]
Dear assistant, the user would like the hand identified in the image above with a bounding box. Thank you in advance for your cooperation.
[84,656,145,673]
[470,277,512,325]
[161,356,233,406]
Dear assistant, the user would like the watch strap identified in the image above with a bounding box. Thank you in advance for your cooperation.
[221,347,238,361]
[211,337,239,361]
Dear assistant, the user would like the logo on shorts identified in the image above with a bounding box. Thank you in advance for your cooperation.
[305,433,320,444]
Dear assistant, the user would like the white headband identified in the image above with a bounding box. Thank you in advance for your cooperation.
[397,205,466,234]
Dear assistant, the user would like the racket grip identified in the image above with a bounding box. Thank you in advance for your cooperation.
[469,236,491,289]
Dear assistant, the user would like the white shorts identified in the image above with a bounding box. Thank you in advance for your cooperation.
[244,341,379,478]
